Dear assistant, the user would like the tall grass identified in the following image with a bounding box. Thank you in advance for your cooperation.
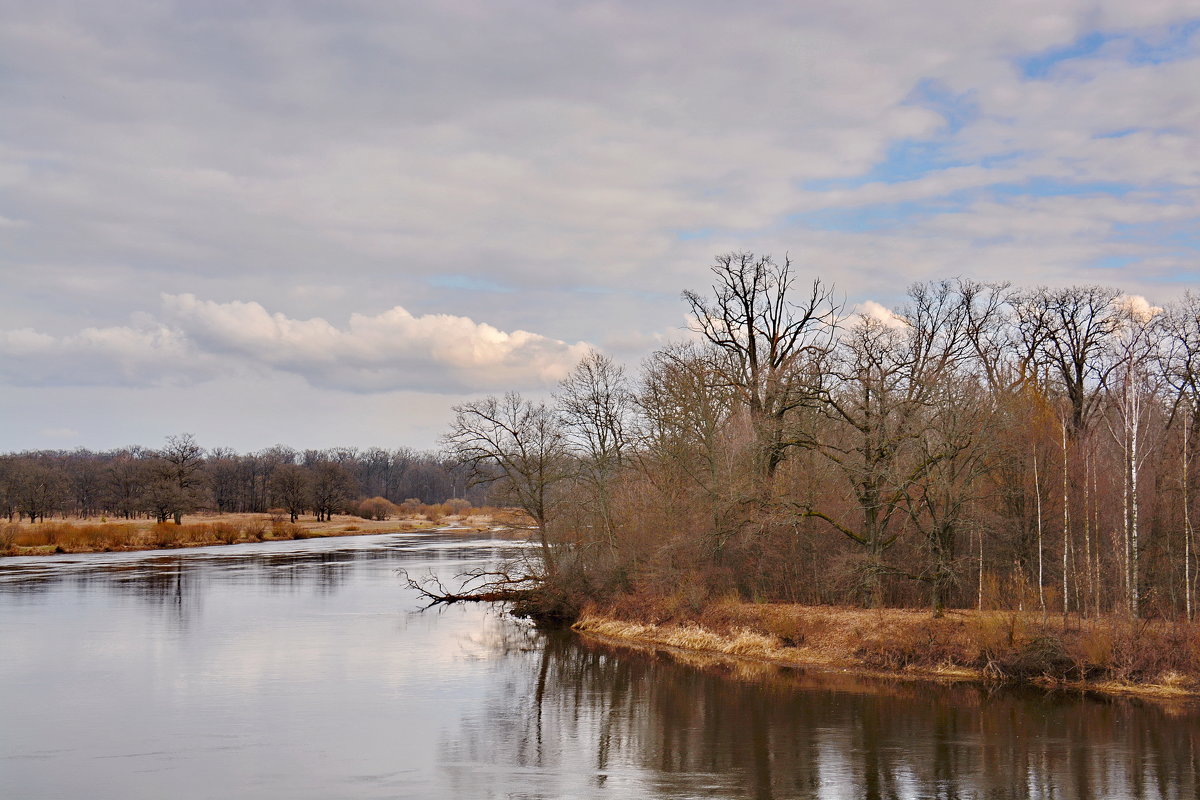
[4,519,276,553]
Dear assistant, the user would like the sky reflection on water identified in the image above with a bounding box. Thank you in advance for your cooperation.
[1,533,1196,799]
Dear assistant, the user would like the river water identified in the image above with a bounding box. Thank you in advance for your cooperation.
[1,532,1197,799]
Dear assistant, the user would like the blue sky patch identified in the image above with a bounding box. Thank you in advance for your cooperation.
[1088,254,1139,271]
[792,199,963,233]
[674,227,716,241]
[1018,21,1199,79]
[1019,32,1117,79]
[427,274,515,293]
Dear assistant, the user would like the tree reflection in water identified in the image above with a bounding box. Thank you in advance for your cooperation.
[447,625,1200,800]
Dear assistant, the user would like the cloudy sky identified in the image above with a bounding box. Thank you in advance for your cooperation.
[2,1,1199,453]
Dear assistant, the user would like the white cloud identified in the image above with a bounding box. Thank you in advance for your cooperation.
[2,1,1200,448]
[854,300,909,329]
[0,323,201,387]
[0,294,592,394]
[1118,293,1164,322]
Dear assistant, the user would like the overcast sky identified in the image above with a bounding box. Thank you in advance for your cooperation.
[2,1,1199,453]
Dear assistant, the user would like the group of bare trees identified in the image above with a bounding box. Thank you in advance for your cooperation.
[0,439,481,524]
[447,253,1200,619]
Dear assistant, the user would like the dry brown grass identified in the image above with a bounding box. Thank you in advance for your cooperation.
[0,508,527,557]
[577,598,1200,699]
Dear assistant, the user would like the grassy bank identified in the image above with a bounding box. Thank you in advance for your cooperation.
[574,596,1200,700]
[0,510,525,556]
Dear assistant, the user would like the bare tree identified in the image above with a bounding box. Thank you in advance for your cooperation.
[160,433,207,524]
[1101,298,1165,617]
[310,460,356,522]
[800,313,926,603]
[557,351,634,550]
[269,464,312,522]
[1160,292,1200,619]
[683,252,839,478]
[1016,286,1121,436]
[13,460,65,523]
[103,449,150,520]
[444,392,571,575]
[801,282,973,605]
[0,456,15,522]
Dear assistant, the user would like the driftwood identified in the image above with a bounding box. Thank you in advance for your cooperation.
[401,566,542,607]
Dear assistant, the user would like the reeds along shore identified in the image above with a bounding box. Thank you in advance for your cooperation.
[0,508,525,556]
[574,597,1200,698]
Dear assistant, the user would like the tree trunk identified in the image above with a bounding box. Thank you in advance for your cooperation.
[1034,451,1045,614]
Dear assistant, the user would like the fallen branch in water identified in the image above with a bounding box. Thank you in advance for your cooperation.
[401,566,543,607]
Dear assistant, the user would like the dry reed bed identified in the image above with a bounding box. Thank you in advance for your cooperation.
[0,511,514,556]
[575,597,1200,699]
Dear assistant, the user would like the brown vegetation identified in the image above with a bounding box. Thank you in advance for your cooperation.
[0,506,525,557]
[444,256,1200,632]
[577,598,1200,697]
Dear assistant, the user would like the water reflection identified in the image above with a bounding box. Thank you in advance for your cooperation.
[452,629,1199,800]
[2,534,1197,800]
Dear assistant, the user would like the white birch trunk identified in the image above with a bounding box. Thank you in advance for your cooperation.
[1062,423,1070,616]
[1186,422,1193,621]
[1034,451,1045,614]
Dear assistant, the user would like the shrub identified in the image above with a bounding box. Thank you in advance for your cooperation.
[994,634,1074,681]
[151,524,179,548]
[269,522,306,540]
[444,497,471,515]
[357,496,399,521]
[212,522,240,544]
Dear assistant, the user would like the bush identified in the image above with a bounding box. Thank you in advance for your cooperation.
[357,497,399,521]
[269,521,307,540]
[212,522,240,544]
[444,497,472,515]
[994,634,1074,681]
[151,524,179,548]
[0,523,17,551]
[243,520,266,541]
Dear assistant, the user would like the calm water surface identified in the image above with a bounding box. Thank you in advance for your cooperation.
[1,532,1197,799]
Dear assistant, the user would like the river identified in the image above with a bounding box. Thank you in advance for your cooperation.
[1,532,1197,799]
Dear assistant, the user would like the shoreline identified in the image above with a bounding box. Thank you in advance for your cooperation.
[0,514,522,557]
[573,606,1200,702]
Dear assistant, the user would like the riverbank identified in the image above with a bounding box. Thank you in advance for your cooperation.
[574,598,1200,700]
[0,511,525,556]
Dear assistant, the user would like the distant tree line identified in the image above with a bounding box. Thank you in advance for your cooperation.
[448,253,1200,620]
[0,439,486,524]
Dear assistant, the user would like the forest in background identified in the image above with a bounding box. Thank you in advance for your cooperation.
[446,253,1200,622]
[0,440,486,526]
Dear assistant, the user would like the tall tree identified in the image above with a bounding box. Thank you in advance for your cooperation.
[557,351,634,551]
[160,433,207,524]
[445,393,570,575]
[683,252,839,478]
